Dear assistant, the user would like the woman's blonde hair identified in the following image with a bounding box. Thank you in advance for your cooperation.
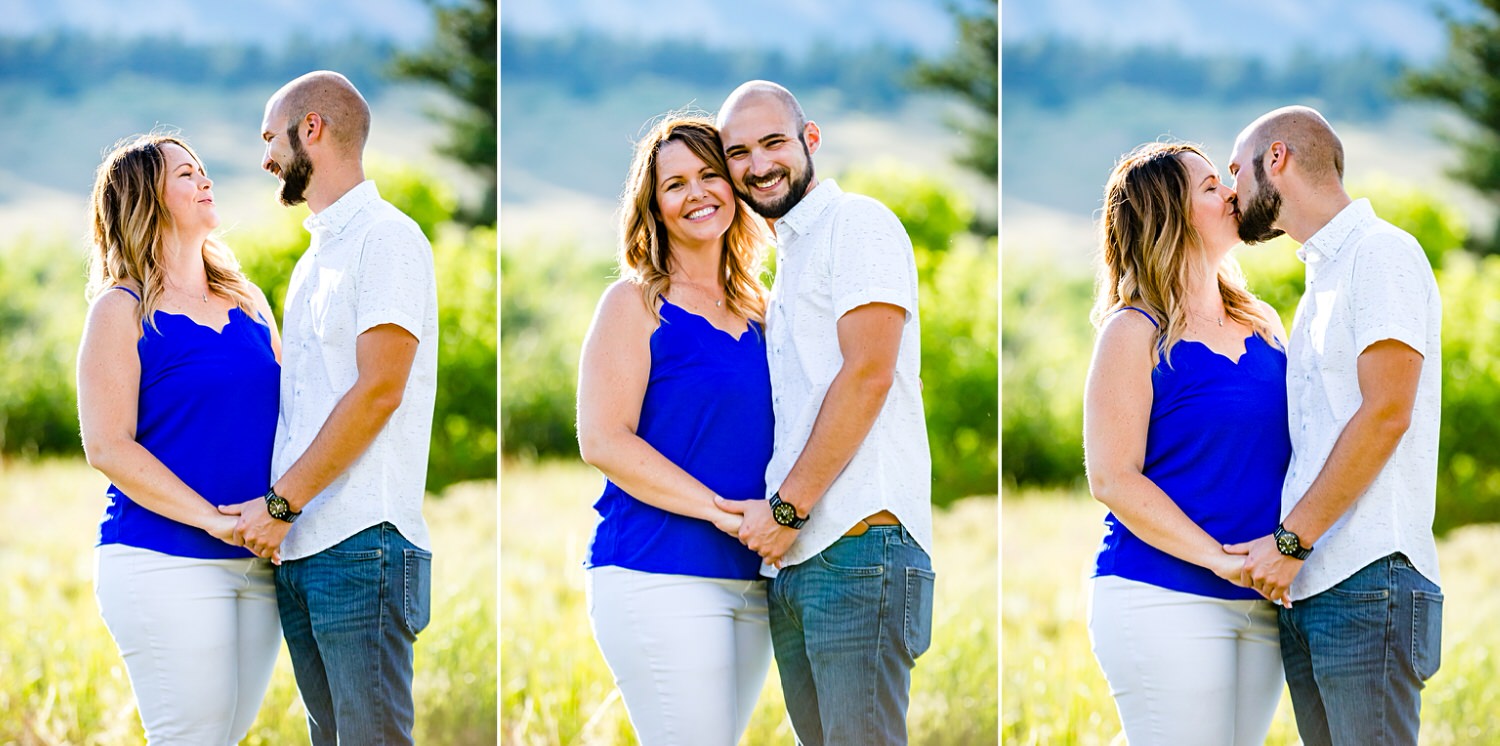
[1092,141,1279,362]
[618,114,768,322]
[86,133,259,332]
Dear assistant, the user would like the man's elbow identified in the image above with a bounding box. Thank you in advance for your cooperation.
[850,361,896,400]
[1371,401,1414,441]
[365,380,406,417]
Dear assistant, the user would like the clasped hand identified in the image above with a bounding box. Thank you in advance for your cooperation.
[214,497,289,564]
[714,496,797,567]
[1220,534,1302,608]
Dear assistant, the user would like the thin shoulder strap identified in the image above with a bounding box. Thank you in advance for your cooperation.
[110,285,141,302]
[1110,305,1159,328]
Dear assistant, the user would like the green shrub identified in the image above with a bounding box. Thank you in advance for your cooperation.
[0,237,86,456]
[499,242,611,460]
[999,256,1091,489]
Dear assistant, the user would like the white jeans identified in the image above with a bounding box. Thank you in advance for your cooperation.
[587,565,772,746]
[1088,574,1283,746]
[95,544,281,745]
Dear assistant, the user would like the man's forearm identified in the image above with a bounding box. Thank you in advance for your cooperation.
[1284,403,1411,546]
[776,364,893,514]
[275,381,402,511]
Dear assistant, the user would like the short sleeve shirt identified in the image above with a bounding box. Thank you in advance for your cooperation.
[1284,198,1441,600]
[765,179,933,570]
[273,180,440,561]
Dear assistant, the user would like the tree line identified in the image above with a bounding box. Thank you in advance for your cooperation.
[0,32,399,96]
[1004,36,1407,119]
[500,29,921,112]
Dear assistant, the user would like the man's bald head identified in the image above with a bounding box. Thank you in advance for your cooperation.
[1238,105,1344,184]
[267,71,371,154]
[717,80,806,135]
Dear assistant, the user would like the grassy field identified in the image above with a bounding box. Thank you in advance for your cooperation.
[0,458,496,745]
[1002,489,1500,745]
[501,459,998,745]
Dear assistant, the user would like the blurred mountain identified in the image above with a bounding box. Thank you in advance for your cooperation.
[1002,0,1472,61]
[501,0,982,55]
[0,0,433,47]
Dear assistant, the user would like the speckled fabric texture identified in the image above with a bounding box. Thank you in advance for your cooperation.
[273,180,439,561]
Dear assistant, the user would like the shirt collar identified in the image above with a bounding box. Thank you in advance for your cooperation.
[303,180,380,236]
[775,179,841,239]
[1297,198,1372,265]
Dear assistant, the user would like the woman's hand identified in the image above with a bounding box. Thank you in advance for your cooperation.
[710,507,743,537]
[205,512,242,547]
[1208,550,1249,587]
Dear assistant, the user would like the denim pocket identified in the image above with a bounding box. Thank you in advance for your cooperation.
[1412,589,1443,681]
[403,548,433,636]
[904,567,936,660]
[323,546,383,561]
[815,536,884,577]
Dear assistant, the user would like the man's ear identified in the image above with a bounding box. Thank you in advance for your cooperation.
[303,112,326,145]
[1266,140,1289,177]
[803,120,821,156]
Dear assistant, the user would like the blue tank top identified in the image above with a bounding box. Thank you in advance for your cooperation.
[1092,307,1292,599]
[586,297,772,580]
[97,287,280,559]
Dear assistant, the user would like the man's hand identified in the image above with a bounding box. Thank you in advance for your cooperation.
[716,496,797,567]
[220,498,291,564]
[1224,535,1302,607]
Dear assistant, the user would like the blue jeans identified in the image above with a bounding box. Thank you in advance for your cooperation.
[769,525,935,746]
[275,522,433,745]
[1278,552,1443,746]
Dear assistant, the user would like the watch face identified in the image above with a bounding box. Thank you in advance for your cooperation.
[1277,532,1296,554]
[267,495,288,519]
[772,501,797,526]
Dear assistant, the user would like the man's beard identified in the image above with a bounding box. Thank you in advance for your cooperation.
[1237,157,1285,244]
[276,131,314,207]
[738,140,814,220]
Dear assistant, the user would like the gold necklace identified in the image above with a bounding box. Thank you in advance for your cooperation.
[674,278,724,308]
[1189,308,1225,327]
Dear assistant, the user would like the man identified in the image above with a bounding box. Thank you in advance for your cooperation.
[223,70,440,744]
[713,80,935,746]
[1225,105,1443,745]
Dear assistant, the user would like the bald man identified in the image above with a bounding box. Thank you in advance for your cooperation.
[713,80,935,746]
[1224,106,1443,745]
[224,70,439,745]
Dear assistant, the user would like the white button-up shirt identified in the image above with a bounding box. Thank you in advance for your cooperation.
[274,180,439,561]
[764,179,933,570]
[1284,198,1441,600]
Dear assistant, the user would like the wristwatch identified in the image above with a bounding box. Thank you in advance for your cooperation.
[768,491,807,529]
[264,486,301,523]
[1274,523,1311,560]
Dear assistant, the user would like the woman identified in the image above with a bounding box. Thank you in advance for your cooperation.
[576,114,773,745]
[1083,141,1291,745]
[77,134,282,744]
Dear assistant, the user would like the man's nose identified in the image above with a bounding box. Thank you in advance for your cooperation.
[748,151,772,176]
